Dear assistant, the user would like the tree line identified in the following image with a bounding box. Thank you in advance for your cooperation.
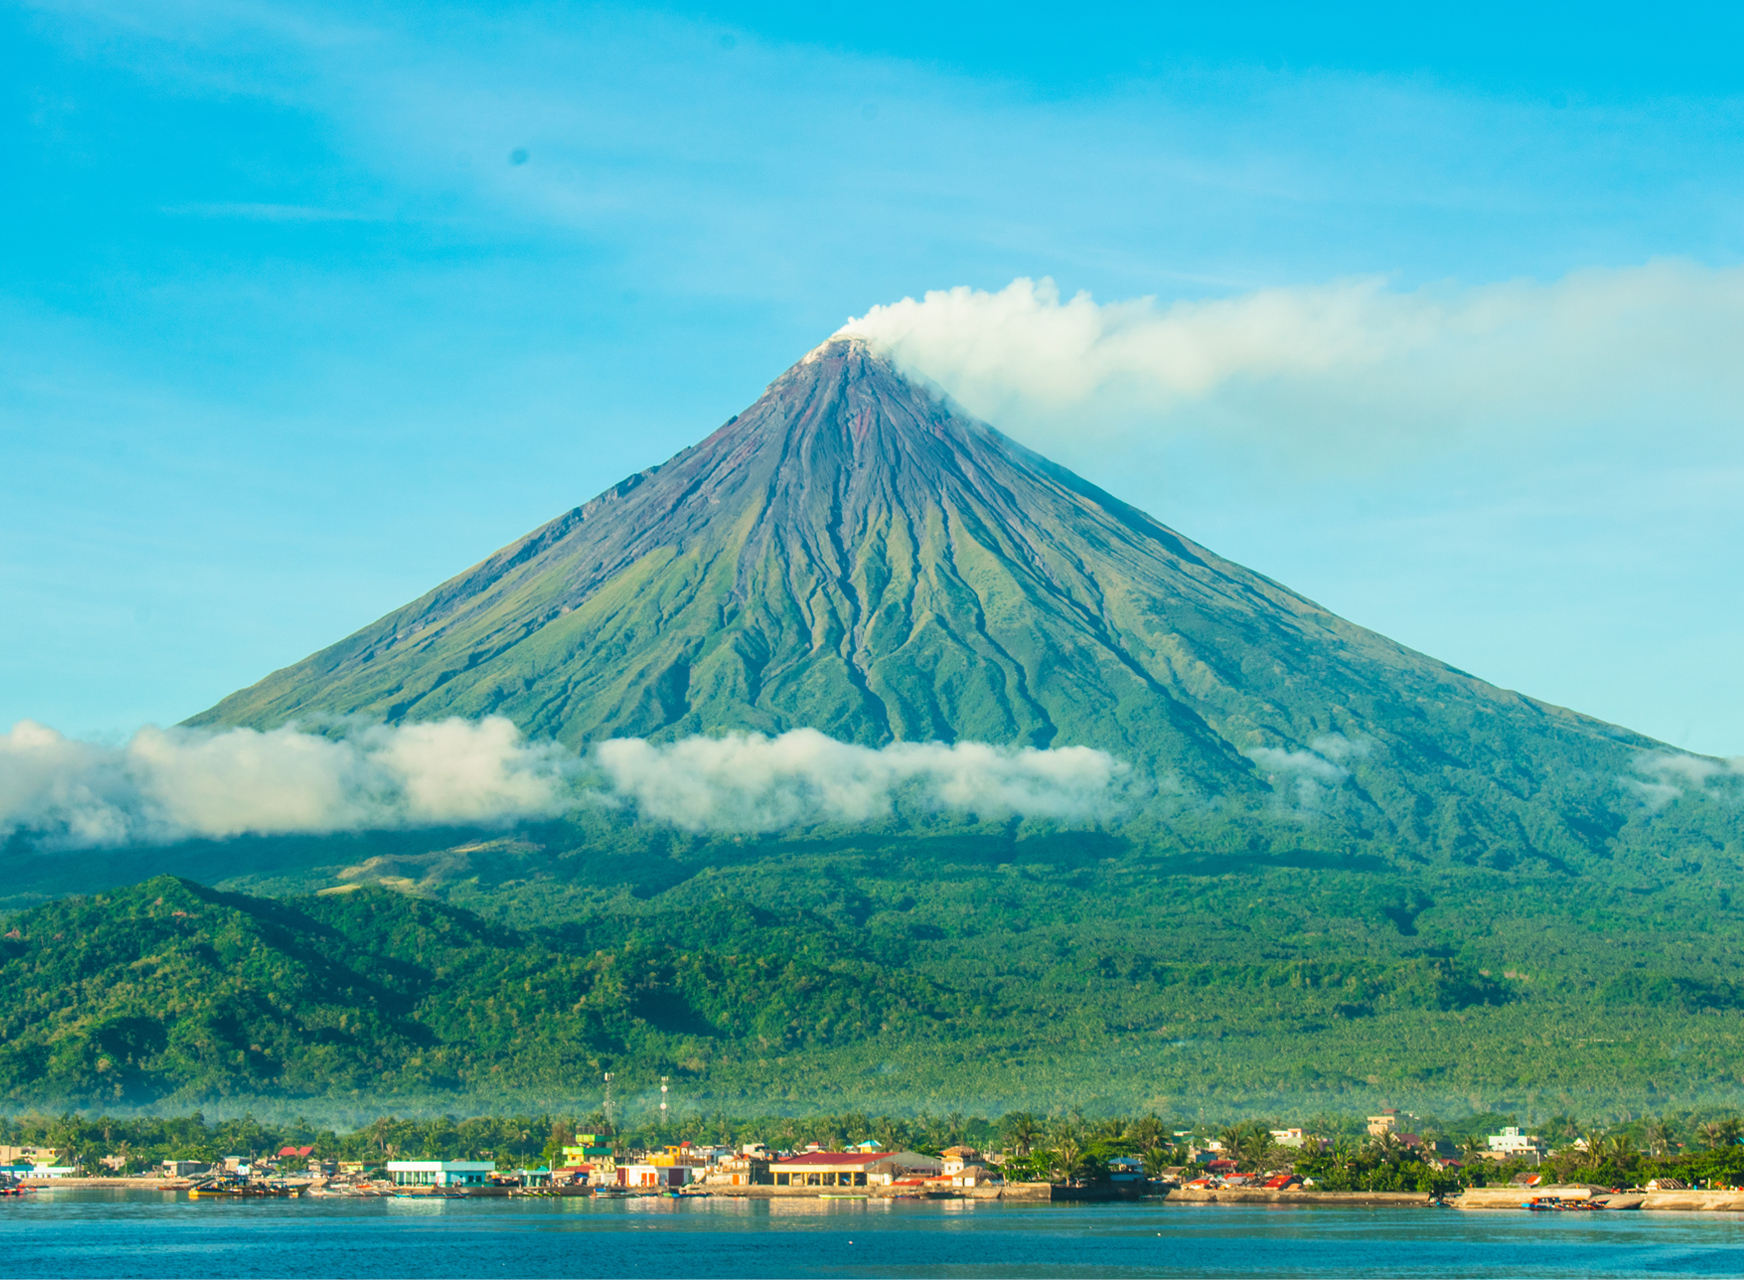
[6,1107,1744,1187]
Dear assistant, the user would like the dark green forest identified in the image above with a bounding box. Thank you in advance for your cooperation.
[3,784,1743,1117]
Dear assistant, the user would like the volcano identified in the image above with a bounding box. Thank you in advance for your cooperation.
[191,336,1658,862]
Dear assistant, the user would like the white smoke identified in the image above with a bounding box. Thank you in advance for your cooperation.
[838,264,1744,451]
[0,720,1130,848]
[594,729,1129,831]
[1624,751,1744,811]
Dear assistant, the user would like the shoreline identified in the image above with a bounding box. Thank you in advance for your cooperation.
[16,1181,1744,1213]
[19,1177,195,1190]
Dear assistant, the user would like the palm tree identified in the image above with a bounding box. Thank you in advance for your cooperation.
[1141,1146,1173,1181]
[1698,1121,1729,1151]
[1005,1113,1038,1159]
[1131,1114,1165,1154]
[945,1112,965,1145]
[1459,1134,1486,1162]
[1237,1128,1277,1174]
[1368,1131,1405,1166]
[1217,1125,1245,1163]
[1331,1136,1356,1172]
[1643,1120,1672,1159]
[1050,1135,1085,1185]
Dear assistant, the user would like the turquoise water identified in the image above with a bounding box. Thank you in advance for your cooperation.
[7,1191,1744,1277]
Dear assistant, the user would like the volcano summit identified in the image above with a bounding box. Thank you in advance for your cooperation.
[8,336,1742,1115]
[194,336,1667,867]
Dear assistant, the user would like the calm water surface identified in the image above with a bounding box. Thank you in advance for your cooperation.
[6,1190,1744,1278]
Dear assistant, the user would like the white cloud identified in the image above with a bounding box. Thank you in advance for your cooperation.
[1247,746,1350,784]
[589,730,1129,832]
[1309,733,1370,762]
[840,264,1744,454]
[1625,750,1744,810]
[1245,737,1369,808]
[0,720,1130,847]
[0,717,573,847]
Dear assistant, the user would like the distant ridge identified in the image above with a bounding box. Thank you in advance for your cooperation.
[192,336,1659,864]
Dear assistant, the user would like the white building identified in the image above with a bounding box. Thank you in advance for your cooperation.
[940,1147,980,1175]
[616,1162,698,1189]
[1486,1127,1546,1163]
[949,1164,1000,1187]
[386,1160,495,1187]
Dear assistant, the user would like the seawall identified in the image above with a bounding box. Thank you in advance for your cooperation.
[1169,1188,1433,1208]
[1453,1185,1744,1212]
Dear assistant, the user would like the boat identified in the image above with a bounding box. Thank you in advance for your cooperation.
[189,1179,304,1199]
[1522,1196,1604,1212]
[511,1185,593,1198]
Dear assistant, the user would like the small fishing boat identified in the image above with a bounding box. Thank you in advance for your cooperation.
[189,1179,303,1199]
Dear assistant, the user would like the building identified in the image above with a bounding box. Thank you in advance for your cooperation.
[0,1146,61,1166]
[386,1160,495,1187]
[940,1147,980,1175]
[701,1154,770,1186]
[1486,1127,1546,1164]
[1107,1156,1147,1183]
[3,1163,73,1178]
[163,1161,212,1177]
[1366,1114,1397,1137]
[560,1138,616,1177]
[1270,1129,1308,1148]
[948,1164,999,1188]
[770,1151,942,1188]
[615,1162,697,1188]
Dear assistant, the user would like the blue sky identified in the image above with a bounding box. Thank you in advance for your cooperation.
[3,0,1742,755]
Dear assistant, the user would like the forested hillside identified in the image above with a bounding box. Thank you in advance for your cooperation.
[5,819,1743,1117]
[6,338,1741,1120]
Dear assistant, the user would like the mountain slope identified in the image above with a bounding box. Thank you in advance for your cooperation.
[191,337,1663,863]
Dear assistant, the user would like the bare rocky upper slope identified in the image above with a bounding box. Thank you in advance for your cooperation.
[190,337,1661,862]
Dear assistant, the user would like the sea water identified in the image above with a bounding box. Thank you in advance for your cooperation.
[6,1191,1744,1278]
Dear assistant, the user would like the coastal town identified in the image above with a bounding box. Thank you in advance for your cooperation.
[6,1107,1744,1211]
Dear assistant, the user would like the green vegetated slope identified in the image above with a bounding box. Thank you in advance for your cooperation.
[12,337,1739,1118]
[6,794,1743,1116]
[186,337,1679,869]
